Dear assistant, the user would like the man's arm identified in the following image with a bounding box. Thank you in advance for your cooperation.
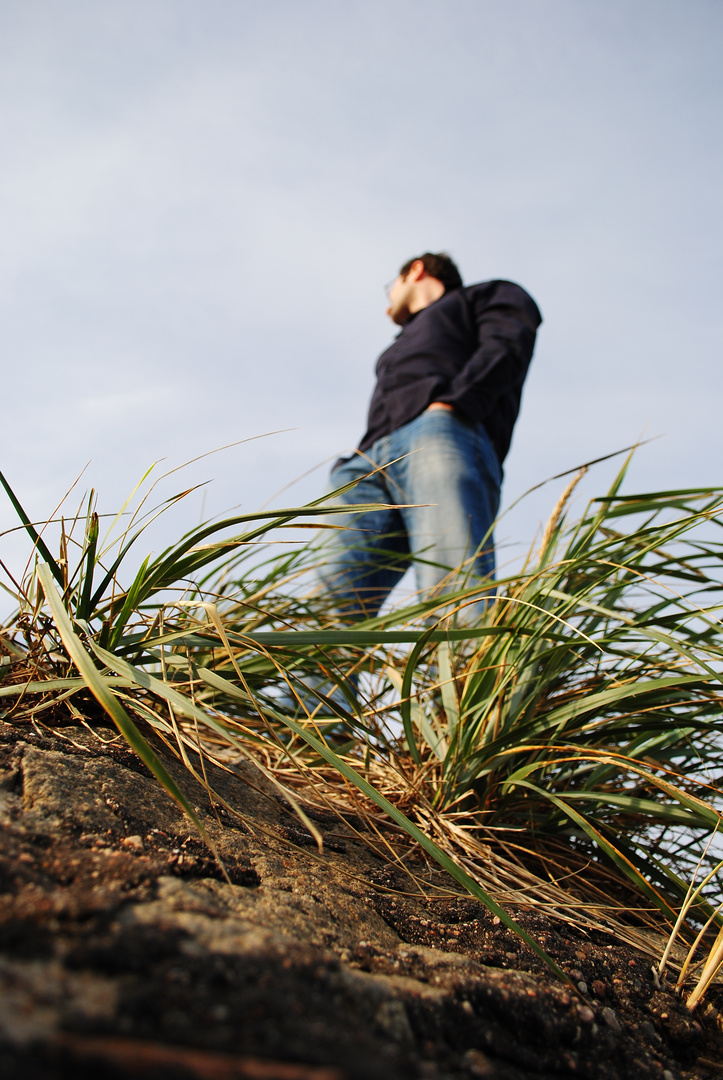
[432,281,542,421]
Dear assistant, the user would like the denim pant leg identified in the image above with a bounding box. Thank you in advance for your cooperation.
[386,409,502,598]
[317,452,411,619]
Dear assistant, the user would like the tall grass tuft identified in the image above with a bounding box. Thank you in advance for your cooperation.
[1,455,722,1000]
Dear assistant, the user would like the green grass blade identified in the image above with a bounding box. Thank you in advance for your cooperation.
[37,564,215,852]
[88,523,152,613]
[552,791,700,827]
[107,554,152,648]
[0,471,64,585]
[504,777,680,920]
[540,674,706,731]
[437,641,460,741]
[398,627,439,764]
[77,511,99,621]
[0,676,132,698]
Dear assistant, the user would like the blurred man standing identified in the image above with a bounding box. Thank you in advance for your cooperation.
[320,252,541,619]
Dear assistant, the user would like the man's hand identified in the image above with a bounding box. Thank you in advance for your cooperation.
[427,402,454,411]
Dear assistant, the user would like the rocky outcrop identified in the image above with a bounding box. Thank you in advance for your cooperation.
[0,720,719,1079]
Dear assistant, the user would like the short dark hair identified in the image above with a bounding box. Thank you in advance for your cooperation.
[399,252,463,292]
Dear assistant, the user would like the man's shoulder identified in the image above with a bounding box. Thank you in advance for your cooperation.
[461,279,541,320]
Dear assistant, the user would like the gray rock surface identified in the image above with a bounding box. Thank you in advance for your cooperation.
[0,719,718,1079]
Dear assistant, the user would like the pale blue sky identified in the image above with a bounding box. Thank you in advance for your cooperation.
[2,1,722,578]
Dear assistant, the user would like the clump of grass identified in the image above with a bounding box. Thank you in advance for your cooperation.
[1,454,722,1000]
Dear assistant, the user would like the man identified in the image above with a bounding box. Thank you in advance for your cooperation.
[320,252,541,620]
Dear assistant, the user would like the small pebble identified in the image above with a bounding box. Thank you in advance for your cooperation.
[640,1020,661,1044]
[578,1006,595,1023]
[463,1049,493,1077]
[121,835,144,852]
[577,981,588,994]
[570,969,584,982]
[602,1007,621,1033]
[591,980,606,998]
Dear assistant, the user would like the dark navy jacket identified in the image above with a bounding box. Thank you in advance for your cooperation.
[358,280,542,466]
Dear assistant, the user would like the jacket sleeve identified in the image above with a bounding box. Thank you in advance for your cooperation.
[434,281,542,421]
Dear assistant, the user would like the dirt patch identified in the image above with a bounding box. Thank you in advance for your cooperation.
[0,719,720,1079]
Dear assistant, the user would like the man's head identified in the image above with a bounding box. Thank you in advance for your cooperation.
[385,252,463,326]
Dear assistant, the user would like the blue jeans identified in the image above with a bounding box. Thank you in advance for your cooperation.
[318,408,502,619]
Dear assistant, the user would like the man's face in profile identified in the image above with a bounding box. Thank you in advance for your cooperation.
[385,272,414,326]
